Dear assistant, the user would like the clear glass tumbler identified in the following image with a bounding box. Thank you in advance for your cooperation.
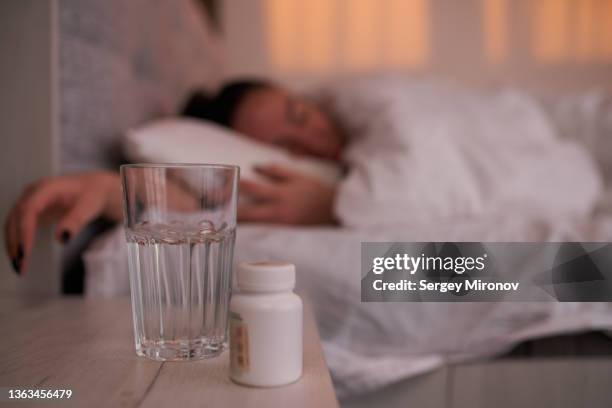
[120,163,239,361]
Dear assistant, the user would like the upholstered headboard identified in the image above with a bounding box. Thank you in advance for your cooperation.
[56,0,225,292]
[58,0,225,172]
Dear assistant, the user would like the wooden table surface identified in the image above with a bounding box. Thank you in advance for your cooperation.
[0,294,339,408]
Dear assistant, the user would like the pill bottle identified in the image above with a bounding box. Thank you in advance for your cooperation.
[229,261,303,387]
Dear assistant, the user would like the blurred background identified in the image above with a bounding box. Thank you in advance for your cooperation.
[1,0,611,294]
[223,0,612,90]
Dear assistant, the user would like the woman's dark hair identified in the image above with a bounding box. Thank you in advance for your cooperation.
[181,79,272,127]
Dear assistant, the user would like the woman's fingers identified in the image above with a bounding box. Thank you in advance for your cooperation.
[4,171,123,276]
[54,193,102,244]
[254,165,298,182]
[238,203,279,223]
[16,188,61,274]
[240,179,280,201]
[4,206,21,274]
[10,179,70,274]
[239,179,286,223]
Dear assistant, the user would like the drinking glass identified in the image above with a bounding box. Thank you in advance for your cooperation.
[120,163,239,361]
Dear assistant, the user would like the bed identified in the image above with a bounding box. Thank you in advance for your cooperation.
[56,1,612,406]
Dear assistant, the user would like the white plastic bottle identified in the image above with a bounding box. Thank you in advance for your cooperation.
[229,261,303,387]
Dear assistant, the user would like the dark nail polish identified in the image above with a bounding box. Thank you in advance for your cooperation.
[11,257,21,275]
[60,230,71,244]
[12,244,24,275]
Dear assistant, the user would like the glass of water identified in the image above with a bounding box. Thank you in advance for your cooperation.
[120,163,239,361]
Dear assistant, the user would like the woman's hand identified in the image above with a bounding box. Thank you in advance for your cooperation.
[239,165,337,225]
[4,171,122,275]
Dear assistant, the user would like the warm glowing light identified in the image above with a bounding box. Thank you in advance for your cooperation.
[599,0,612,59]
[301,0,336,71]
[482,0,508,63]
[266,0,612,72]
[532,0,571,62]
[265,0,431,73]
[266,0,300,70]
[574,0,597,61]
[531,0,612,63]
[342,0,380,70]
[383,0,430,67]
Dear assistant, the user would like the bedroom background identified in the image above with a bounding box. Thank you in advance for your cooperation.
[1,0,611,294]
[224,0,612,90]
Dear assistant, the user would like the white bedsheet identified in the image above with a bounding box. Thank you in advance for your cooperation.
[233,217,612,398]
[317,76,603,227]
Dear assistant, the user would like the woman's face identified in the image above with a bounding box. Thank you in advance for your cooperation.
[231,88,344,160]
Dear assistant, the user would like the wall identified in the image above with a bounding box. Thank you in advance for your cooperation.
[0,0,60,294]
[221,0,612,93]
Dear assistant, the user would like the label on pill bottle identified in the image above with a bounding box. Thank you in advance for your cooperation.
[230,311,250,373]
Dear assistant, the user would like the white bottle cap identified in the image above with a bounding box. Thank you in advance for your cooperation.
[237,261,296,292]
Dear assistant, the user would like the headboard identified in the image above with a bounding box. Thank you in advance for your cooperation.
[56,0,226,292]
[58,0,225,173]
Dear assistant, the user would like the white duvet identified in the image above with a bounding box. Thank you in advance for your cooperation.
[319,76,602,226]
[234,219,612,398]
[85,76,612,398]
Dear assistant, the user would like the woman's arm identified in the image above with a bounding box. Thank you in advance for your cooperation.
[4,166,338,274]
[4,171,122,275]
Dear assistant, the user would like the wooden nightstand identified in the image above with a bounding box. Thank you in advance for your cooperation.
[0,294,339,407]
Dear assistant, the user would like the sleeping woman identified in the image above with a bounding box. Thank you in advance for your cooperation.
[4,77,602,275]
[4,80,346,274]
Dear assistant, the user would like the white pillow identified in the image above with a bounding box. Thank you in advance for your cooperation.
[123,118,342,185]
